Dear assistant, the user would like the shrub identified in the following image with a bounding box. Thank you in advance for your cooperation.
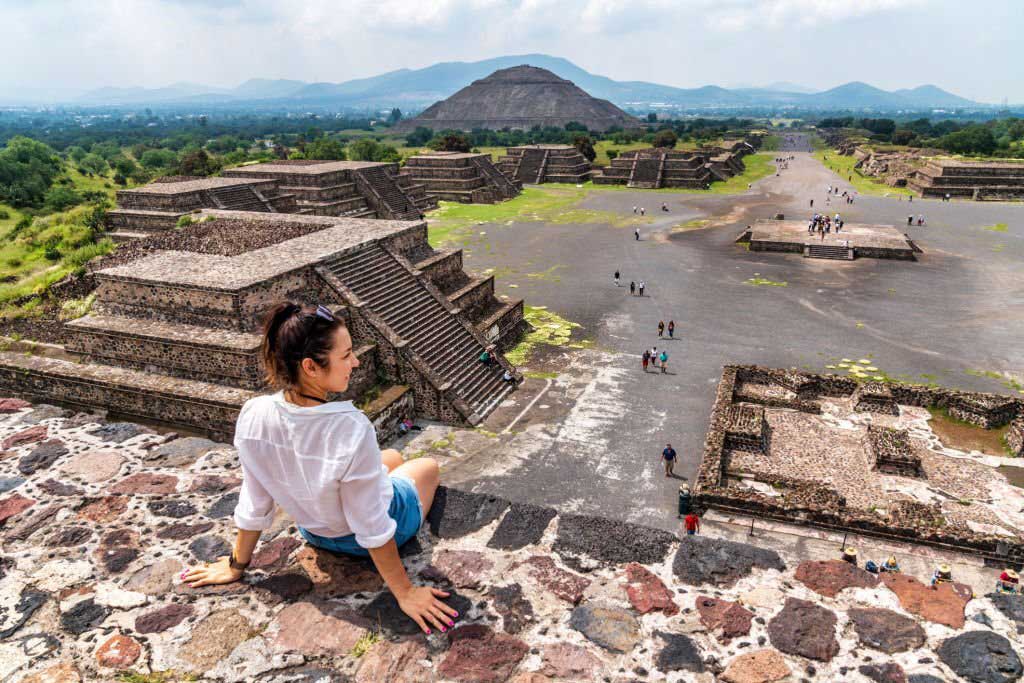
[653,129,678,149]
[43,185,82,211]
[44,245,61,261]
[176,215,196,228]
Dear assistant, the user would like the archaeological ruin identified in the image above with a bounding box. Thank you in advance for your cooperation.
[907,159,1024,201]
[591,139,755,189]
[694,365,1024,566]
[0,211,526,440]
[738,219,921,261]
[496,145,592,185]
[106,161,436,241]
[395,65,639,132]
[401,152,521,203]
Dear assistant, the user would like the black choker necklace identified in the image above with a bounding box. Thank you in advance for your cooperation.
[294,392,328,405]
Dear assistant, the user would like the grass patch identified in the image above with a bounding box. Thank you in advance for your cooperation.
[927,406,1012,456]
[505,305,589,367]
[983,223,1008,232]
[350,630,382,658]
[813,150,914,197]
[672,218,711,233]
[745,277,787,287]
[523,370,559,379]
[116,672,199,683]
[59,293,96,321]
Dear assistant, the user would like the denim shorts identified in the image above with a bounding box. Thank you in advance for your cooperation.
[299,475,423,558]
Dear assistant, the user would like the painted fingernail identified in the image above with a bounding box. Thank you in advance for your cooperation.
[453,611,459,617]
[425,629,431,635]
[448,620,454,626]
[441,627,447,633]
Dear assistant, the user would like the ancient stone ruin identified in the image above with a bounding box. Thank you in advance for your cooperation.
[592,139,755,189]
[0,211,526,440]
[496,145,592,185]
[402,152,521,203]
[740,219,921,261]
[395,65,639,132]
[908,159,1024,200]
[695,365,1024,565]
[106,161,436,241]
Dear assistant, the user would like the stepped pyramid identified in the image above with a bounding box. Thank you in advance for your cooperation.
[396,65,638,132]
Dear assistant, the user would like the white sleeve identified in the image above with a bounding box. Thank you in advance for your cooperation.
[232,442,277,531]
[338,423,396,549]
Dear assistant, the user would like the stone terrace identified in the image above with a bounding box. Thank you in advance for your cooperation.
[908,159,1024,201]
[695,365,1024,566]
[403,152,521,204]
[744,219,919,261]
[1,400,1022,682]
[496,145,591,185]
[593,149,713,189]
[0,211,526,439]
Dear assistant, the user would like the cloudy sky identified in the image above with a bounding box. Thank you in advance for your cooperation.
[3,0,1020,102]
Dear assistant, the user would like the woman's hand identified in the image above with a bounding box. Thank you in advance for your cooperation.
[395,585,459,634]
[182,556,244,588]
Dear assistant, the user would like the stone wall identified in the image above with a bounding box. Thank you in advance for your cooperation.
[365,384,416,444]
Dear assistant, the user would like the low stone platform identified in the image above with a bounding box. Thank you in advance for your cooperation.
[403,152,521,204]
[745,219,918,261]
[697,365,1024,565]
[0,400,1021,682]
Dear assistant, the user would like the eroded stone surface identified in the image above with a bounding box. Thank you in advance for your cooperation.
[178,608,253,672]
[297,546,384,597]
[490,583,535,634]
[272,601,366,656]
[438,624,529,683]
[111,472,178,494]
[673,536,785,587]
[3,426,47,450]
[623,562,678,615]
[554,513,675,570]
[0,587,48,639]
[0,398,30,414]
[145,436,218,466]
[59,451,125,483]
[721,649,791,683]
[77,496,127,523]
[361,590,471,637]
[988,592,1024,630]
[487,501,557,551]
[125,558,183,595]
[515,555,590,604]
[156,521,214,540]
[148,499,198,518]
[18,440,68,475]
[0,476,26,493]
[421,549,494,589]
[95,634,142,668]
[135,602,194,633]
[540,642,603,679]
[569,604,640,653]
[210,636,305,683]
[251,536,302,571]
[937,631,1023,683]
[60,598,110,635]
[32,560,92,592]
[190,535,232,562]
[880,573,972,628]
[428,487,510,539]
[859,663,907,683]
[354,639,433,683]
[253,572,314,604]
[695,595,753,641]
[795,559,879,597]
[767,598,838,661]
[206,491,239,518]
[89,422,148,444]
[0,493,34,524]
[20,661,82,683]
[848,607,927,653]
[655,631,705,673]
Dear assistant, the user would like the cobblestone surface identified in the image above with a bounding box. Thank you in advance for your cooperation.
[0,399,1021,682]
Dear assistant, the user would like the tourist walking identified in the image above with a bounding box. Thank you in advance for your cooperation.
[633,206,637,214]
[659,350,668,373]
[650,347,658,368]
[629,281,636,296]
[809,199,814,208]
[641,349,650,372]
[683,512,701,535]
[640,207,645,216]
[667,320,675,338]
[614,270,620,287]
[638,281,645,297]
[182,302,456,636]
[657,321,665,337]
[907,215,914,226]
[917,214,924,226]
[662,443,677,477]
[634,227,640,241]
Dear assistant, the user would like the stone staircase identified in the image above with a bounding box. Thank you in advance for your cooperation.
[470,155,521,199]
[324,245,513,420]
[628,158,663,189]
[354,166,421,220]
[206,185,273,212]
[805,244,854,260]
[515,149,547,185]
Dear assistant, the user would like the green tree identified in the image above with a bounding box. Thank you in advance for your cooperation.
[653,129,678,149]
[405,127,434,147]
[349,138,384,161]
[301,137,347,160]
[140,148,178,169]
[176,149,221,176]
[78,153,109,176]
[67,146,88,163]
[388,108,403,124]
[0,136,64,208]
[572,135,597,162]
[427,132,471,152]
[939,125,996,155]
[44,185,82,211]
[606,149,620,162]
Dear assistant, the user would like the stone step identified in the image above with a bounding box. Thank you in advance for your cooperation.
[107,230,152,243]
[64,314,265,389]
[805,244,854,260]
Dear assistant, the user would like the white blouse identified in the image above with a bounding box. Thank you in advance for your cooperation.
[232,392,396,548]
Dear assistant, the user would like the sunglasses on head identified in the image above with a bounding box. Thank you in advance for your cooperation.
[314,304,335,322]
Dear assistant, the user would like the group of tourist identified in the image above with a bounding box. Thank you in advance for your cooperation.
[657,320,676,338]
[841,547,1020,594]
[808,212,844,237]
[907,214,926,226]
[613,269,648,298]
[642,346,669,373]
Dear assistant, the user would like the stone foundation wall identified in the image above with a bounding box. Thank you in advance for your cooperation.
[481,300,527,350]
[1007,417,1024,457]
[416,250,465,291]
[105,211,184,233]
[365,384,416,444]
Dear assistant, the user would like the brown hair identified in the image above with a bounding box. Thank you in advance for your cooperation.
[260,302,345,389]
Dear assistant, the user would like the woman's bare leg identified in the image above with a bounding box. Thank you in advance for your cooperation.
[382,448,403,472]
[392,457,441,520]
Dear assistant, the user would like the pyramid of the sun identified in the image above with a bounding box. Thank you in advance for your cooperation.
[396,65,639,132]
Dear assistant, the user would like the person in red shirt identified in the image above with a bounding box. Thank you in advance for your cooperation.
[683,513,700,535]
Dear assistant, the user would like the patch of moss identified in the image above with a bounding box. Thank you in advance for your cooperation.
[523,370,559,379]
[350,630,382,658]
[505,305,586,367]
[745,277,787,287]
[983,223,1008,232]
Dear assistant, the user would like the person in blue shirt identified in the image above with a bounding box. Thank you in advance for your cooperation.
[662,444,677,477]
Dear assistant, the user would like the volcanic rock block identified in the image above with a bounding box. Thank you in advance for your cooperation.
[848,607,926,653]
[144,436,219,467]
[250,537,302,571]
[135,603,194,633]
[60,598,111,635]
[427,487,510,539]
[189,535,232,562]
[695,596,753,641]
[880,573,972,628]
[148,499,198,518]
[272,601,367,656]
[421,549,494,589]
[0,398,30,413]
[178,609,253,672]
[95,634,142,668]
[361,590,471,638]
[721,649,791,683]
[554,513,676,570]
[88,422,149,443]
[437,624,530,683]
[489,583,535,634]
[18,440,68,475]
[988,592,1024,631]
[0,587,48,639]
[672,536,785,587]
[859,663,907,683]
[487,501,557,550]
[655,631,705,673]
[252,572,314,605]
[569,604,640,653]
[296,546,383,597]
[354,639,433,683]
[623,562,678,615]
[767,598,839,661]
[937,631,1023,683]
[111,472,178,495]
[0,493,34,524]
[514,555,590,604]
[795,559,879,597]
[2,425,47,450]
[540,643,603,680]
[59,451,125,483]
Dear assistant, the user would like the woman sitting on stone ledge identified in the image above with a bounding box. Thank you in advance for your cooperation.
[183,301,458,635]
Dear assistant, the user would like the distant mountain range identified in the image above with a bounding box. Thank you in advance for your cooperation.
[14,54,986,111]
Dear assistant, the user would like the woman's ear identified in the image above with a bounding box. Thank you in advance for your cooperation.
[299,356,320,378]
